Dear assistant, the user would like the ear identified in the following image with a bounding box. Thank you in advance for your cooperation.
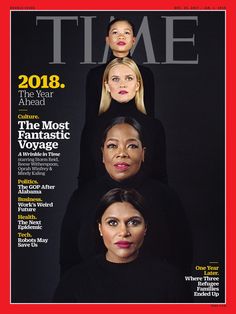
[101,147,105,164]
[105,82,110,93]
[132,37,136,45]
[142,147,146,162]
[144,224,147,236]
[105,36,110,46]
[135,80,140,92]
[98,223,103,236]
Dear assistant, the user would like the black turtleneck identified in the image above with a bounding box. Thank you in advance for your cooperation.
[104,97,145,116]
[54,254,191,303]
[60,171,193,277]
[85,54,155,122]
[78,98,168,186]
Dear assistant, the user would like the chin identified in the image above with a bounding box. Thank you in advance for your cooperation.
[114,176,129,182]
[114,94,128,99]
[116,97,127,102]
[114,175,131,182]
[118,253,137,263]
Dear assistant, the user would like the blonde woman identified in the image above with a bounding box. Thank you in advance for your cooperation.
[99,57,146,115]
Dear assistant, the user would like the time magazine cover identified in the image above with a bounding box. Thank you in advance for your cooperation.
[0,0,235,313]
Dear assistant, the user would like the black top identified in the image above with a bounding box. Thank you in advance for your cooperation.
[60,171,192,277]
[54,254,191,303]
[78,98,167,186]
[85,54,155,122]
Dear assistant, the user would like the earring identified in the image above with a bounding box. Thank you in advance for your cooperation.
[100,233,103,237]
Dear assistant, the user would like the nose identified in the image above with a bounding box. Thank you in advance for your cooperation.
[119,79,127,88]
[116,145,128,158]
[118,223,131,237]
[118,32,125,39]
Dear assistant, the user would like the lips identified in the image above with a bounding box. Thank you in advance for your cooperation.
[115,241,132,248]
[117,41,126,46]
[119,90,128,95]
[114,162,130,171]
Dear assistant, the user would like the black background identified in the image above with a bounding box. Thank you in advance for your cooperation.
[11,11,225,303]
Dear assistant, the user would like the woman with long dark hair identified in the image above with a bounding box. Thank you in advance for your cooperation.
[55,188,190,303]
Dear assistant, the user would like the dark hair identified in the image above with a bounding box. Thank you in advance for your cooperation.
[106,18,136,36]
[96,188,147,223]
[101,116,145,147]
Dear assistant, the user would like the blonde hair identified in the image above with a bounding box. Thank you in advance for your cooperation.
[99,57,147,115]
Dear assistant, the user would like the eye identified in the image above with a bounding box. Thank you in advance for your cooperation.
[112,31,118,35]
[127,143,139,149]
[111,77,119,82]
[106,143,117,149]
[125,31,131,35]
[126,76,134,81]
[127,219,142,226]
[107,219,118,226]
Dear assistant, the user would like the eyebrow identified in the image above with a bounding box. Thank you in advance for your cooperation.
[110,27,132,32]
[104,216,118,221]
[106,138,140,142]
[128,216,143,220]
[110,74,135,78]
[104,215,143,221]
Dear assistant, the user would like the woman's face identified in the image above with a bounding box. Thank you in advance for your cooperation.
[102,123,145,182]
[106,20,136,57]
[99,201,146,263]
[106,64,140,103]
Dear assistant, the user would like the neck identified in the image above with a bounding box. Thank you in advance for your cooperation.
[113,51,130,58]
[111,97,136,107]
[105,168,146,188]
[106,250,139,264]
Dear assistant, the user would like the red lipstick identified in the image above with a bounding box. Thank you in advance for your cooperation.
[115,241,132,248]
[119,90,128,95]
[117,41,126,46]
[114,162,130,171]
